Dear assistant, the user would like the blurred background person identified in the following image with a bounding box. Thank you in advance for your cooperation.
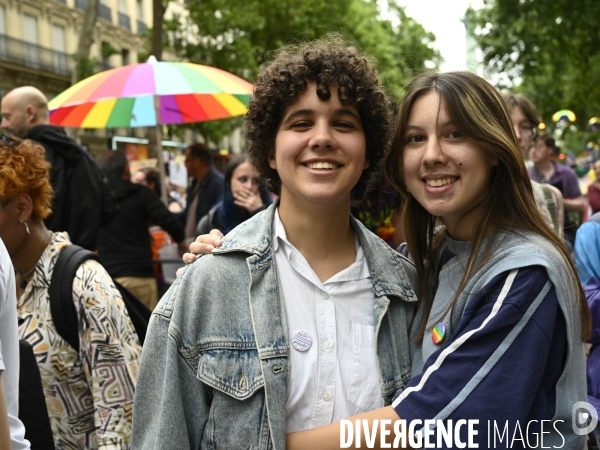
[98,150,184,310]
[0,86,118,251]
[502,93,539,162]
[574,212,600,442]
[529,132,584,242]
[0,138,141,449]
[503,92,564,237]
[587,160,600,216]
[182,143,224,244]
[196,155,273,236]
[134,167,183,213]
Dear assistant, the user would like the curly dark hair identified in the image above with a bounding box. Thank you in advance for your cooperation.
[245,36,396,202]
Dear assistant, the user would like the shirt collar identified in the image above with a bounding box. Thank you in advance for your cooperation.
[272,208,369,283]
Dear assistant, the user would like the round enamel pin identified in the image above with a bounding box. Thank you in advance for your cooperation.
[431,323,446,344]
[291,330,313,352]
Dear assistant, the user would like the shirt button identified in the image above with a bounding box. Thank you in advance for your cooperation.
[324,340,333,349]
[321,392,331,401]
[322,292,330,299]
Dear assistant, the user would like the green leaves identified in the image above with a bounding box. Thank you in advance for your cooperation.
[159,0,440,143]
[467,0,600,133]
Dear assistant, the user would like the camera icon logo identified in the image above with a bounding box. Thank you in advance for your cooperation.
[572,401,598,436]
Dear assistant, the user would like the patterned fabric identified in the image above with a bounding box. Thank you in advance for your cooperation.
[17,232,141,450]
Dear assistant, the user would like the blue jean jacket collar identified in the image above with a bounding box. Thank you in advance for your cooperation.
[213,200,418,304]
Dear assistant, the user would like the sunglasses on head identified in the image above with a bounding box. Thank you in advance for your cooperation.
[0,134,20,147]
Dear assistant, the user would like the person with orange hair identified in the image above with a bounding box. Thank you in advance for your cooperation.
[0,136,142,449]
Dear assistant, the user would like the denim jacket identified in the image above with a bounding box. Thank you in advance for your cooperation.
[132,203,419,450]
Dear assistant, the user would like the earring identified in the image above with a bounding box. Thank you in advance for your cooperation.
[24,222,30,235]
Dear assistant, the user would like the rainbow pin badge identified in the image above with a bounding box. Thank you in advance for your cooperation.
[432,323,447,344]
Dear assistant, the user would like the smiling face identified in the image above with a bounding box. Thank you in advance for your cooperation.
[402,90,495,239]
[270,83,368,209]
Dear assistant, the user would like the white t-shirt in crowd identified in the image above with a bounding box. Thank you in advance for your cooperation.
[0,238,30,449]
[273,211,383,433]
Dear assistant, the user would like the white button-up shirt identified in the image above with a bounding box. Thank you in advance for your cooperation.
[273,211,383,433]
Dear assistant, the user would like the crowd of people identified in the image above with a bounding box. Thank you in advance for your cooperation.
[0,33,598,450]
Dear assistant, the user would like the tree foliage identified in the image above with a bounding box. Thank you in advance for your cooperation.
[466,0,600,132]
[162,0,440,144]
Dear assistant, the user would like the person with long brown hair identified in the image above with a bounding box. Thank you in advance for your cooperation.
[282,71,591,448]
[192,71,590,448]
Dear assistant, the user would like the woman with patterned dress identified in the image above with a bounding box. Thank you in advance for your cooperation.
[0,137,141,450]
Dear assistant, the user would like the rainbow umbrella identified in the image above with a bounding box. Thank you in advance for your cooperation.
[589,117,600,131]
[48,58,253,128]
[552,109,576,123]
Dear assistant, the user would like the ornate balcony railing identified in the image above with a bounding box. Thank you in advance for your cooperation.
[0,34,71,76]
[137,20,147,34]
[118,12,131,30]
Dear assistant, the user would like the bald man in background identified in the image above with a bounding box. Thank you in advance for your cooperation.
[1,86,117,250]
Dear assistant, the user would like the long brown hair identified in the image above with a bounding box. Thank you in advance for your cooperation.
[385,71,591,342]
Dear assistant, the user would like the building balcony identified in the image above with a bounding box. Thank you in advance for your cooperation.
[118,12,131,30]
[137,20,147,34]
[0,34,71,77]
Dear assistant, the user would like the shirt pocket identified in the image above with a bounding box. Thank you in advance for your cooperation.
[348,324,384,413]
[196,348,272,449]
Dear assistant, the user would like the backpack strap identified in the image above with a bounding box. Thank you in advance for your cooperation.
[539,184,560,233]
[49,244,100,353]
[18,340,56,450]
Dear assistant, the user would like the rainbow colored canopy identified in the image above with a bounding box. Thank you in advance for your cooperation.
[552,109,576,123]
[589,117,600,131]
[48,61,254,128]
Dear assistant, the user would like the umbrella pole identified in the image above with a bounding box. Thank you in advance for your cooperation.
[155,124,169,206]
[153,92,168,206]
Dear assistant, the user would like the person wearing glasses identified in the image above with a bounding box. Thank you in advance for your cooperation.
[529,132,584,242]
[503,93,564,237]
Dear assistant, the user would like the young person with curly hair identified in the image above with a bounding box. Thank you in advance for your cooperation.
[131,36,420,449]
[0,138,142,449]
[283,72,589,449]
[193,73,590,448]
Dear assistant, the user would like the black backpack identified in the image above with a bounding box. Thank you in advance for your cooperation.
[49,245,151,352]
[18,339,56,450]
